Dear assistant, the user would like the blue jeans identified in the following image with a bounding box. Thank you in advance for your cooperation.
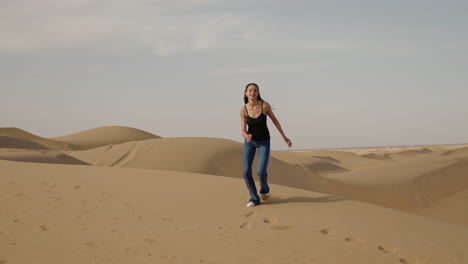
[242,139,271,204]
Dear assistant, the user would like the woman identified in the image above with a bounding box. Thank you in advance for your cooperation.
[240,83,292,207]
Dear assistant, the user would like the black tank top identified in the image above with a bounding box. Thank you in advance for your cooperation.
[245,101,271,141]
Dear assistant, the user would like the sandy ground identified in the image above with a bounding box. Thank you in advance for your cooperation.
[1,126,468,264]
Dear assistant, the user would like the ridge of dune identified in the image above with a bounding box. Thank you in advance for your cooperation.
[394,148,432,156]
[361,153,391,160]
[66,137,336,194]
[270,150,349,175]
[406,157,468,203]
[0,132,89,165]
[1,159,468,264]
[50,126,161,150]
[0,127,71,150]
[0,149,89,165]
[442,146,468,156]
[322,148,468,226]
[293,150,391,170]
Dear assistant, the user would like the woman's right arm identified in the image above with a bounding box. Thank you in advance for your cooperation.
[240,107,252,142]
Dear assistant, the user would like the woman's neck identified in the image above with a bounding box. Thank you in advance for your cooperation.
[248,99,259,107]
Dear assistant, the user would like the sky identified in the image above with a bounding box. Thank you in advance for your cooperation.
[1,0,467,150]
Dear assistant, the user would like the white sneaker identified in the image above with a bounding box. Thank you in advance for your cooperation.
[246,201,256,207]
[261,193,270,200]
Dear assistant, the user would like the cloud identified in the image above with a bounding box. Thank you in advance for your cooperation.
[0,0,264,56]
[208,62,319,75]
[0,0,347,56]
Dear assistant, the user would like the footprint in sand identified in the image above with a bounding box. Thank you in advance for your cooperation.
[33,225,49,232]
[217,226,236,238]
[159,255,182,263]
[244,212,254,218]
[320,228,336,235]
[240,222,252,230]
[270,225,294,231]
[144,238,156,243]
[378,245,398,254]
[84,242,99,249]
[263,217,278,224]
[198,259,216,264]
[109,229,124,235]
[14,192,24,196]
[47,196,62,202]
[161,218,174,223]
[259,216,293,230]
[345,236,366,244]
[400,257,423,264]
[0,259,8,264]
[218,232,236,238]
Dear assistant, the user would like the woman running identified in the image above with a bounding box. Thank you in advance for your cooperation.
[240,83,292,207]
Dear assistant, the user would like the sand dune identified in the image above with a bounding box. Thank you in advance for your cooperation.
[443,146,468,156]
[0,134,88,165]
[0,128,71,150]
[322,148,468,225]
[292,150,391,171]
[66,137,335,194]
[1,126,468,263]
[0,135,50,150]
[50,126,161,150]
[394,148,432,156]
[361,153,391,160]
[270,150,349,174]
[0,149,89,165]
[1,159,468,264]
[47,132,468,225]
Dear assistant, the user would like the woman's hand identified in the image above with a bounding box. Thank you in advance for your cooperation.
[245,133,252,142]
[284,136,292,148]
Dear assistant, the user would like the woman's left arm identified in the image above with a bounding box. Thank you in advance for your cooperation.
[264,102,292,148]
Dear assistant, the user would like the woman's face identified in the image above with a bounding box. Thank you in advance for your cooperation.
[245,85,258,101]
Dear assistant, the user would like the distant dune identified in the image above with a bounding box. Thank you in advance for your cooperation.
[0,132,86,165]
[0,135,50,150]
[443,146,468,156]
[0,127,71,150]
[361,153,391,160]
[50,126,161,150]
[395,148,432,156]
[0,150,89,165]
[270,150,348,174]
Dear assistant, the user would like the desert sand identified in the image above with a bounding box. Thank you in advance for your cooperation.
[1,126,468,264]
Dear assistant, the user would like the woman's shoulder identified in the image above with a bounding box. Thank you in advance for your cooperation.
[240,105,248,114]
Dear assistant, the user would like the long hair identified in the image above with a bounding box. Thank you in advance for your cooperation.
[244,83,263,104]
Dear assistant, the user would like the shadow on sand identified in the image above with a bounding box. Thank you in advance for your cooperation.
[263,195,346,205]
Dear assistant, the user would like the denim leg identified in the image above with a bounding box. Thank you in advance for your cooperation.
[242,140,260,203]
[256,141,270,195]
